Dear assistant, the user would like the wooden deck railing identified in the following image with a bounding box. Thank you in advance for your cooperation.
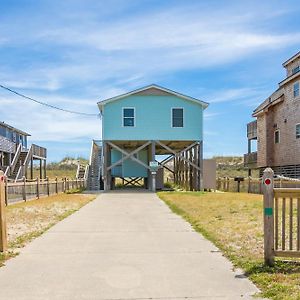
[216,176,300,194]
[31,144,47,158]
[247,120,257,139]
[244,151,257,166]
[262,168,300,266]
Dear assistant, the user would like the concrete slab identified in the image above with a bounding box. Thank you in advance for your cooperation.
[0,192,261,299]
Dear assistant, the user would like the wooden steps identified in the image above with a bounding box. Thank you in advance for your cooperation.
[87,141,103,190]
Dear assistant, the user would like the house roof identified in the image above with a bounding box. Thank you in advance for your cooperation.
[0,121,31,136]
[252,88,284,117]
[282,51,300,67]
[97,84,209,111]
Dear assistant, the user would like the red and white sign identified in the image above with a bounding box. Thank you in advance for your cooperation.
[264,178,271,185]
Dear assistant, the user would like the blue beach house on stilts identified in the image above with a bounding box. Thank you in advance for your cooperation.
[87,84,209,191]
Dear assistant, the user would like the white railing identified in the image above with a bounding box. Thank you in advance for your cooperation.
[4,144,22,177]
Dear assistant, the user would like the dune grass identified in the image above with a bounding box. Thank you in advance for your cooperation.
[158,191,300,300]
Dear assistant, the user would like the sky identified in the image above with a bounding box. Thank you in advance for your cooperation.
[0,0,300,162]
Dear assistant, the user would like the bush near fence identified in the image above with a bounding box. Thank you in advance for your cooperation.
[216,177,300,194]
[4,177,86,205]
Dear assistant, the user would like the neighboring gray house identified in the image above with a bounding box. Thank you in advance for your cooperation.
[0,121,47,180]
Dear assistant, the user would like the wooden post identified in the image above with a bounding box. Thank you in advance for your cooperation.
[43,160,47,179]
[46,177,50,196]
[262,168,275,266]
[36,177,40,199]
[4,177,8,206]
[0,171,7,252]
[198,141,203,191]
[30,157,33,179]
[55,177,58,194]
[39,160,42,179]
[150,141,156,192]
[248,177,251,193]
[22,176,26,202]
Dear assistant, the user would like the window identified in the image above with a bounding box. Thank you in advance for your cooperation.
[172,108,184,127]
[274,130,280,144]
[294,82,299,98]
[123,108,135,127]
[296,124,300,139]
[292,66,300,75]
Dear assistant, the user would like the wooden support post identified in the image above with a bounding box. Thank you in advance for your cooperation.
[55,177,58,194]
[22,176,26,202]
[198,141,203,191]
[30,157,33,180]
[44,160,47,179]
[103,142,108,191]
[39,160,42,179]
[189,149,193,191]
[36,177,40,199]
[248,177,251,193]
[262,168,275,266]
[63,177,66,193]
[4,178,8,206]
[46,177,50,196]
[0,171,7,252]
[150,141,156,192]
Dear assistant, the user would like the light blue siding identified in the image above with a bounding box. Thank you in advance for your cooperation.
[103,95,203,141]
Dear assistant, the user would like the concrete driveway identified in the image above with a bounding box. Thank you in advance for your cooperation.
[0,192,260,299]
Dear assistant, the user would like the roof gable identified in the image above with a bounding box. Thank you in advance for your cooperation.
[97,84,209,111]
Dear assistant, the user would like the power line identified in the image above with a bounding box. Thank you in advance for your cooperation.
[0,84,100,117]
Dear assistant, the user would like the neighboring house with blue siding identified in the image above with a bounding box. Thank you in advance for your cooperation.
[87,84,208,191]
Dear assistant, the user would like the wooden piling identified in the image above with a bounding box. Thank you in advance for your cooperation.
[0,171,7,252]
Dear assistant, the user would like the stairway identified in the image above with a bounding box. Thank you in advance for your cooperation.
[11,152,27,179]
[87,140,103,190]
[76,164,87,179]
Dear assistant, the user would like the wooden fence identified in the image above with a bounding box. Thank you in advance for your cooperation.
[4,177,86,205]
[216,176,300,194]
[263,168,300,266]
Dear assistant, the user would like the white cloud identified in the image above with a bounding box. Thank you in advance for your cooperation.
[0,1,298,160]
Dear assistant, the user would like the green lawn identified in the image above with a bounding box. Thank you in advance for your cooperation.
[158,191,300,300]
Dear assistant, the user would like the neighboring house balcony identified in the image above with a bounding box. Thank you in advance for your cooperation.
[31,144,47,159]
[247,120,257,140]
[244,152,257,168]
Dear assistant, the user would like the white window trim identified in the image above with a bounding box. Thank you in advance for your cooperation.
[296,123,300,139]
[274,129,280,144]
[171,107,184,128]
[294,81,300,98]
[122,107,136,127]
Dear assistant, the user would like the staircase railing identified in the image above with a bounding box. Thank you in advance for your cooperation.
[15,145,33,181]
[4,143,22,177]
[76,164,80,179]
[84,165,89,180]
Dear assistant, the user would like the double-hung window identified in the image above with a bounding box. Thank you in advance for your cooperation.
[123,108,135,127]
[172,108,184,127]
[294,82,300,98]
[296,124,300,139]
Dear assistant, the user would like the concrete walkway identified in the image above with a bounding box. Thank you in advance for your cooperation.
[0,192,260,299]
